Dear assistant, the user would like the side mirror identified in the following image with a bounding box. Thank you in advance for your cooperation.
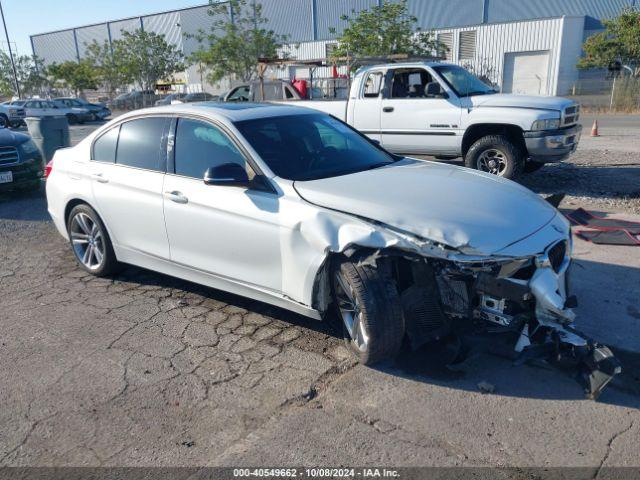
[204,163,249,187]
[426,82,447,98]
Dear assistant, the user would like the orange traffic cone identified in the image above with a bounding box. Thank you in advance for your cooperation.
[590,119,599,137]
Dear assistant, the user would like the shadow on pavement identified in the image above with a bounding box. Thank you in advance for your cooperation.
[0,182,49,221]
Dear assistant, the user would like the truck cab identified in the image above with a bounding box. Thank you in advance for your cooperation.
[296,62,582,179]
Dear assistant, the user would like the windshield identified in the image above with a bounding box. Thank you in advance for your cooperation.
[433,65,496,97]
[234,114,396,181]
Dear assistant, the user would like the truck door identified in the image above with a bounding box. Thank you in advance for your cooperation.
[351,69,384,143]
[380,67,462,156]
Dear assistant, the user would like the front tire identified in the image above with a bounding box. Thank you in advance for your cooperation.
[67,204,120,277]
[464,135,525,179]
[332,259,405,365]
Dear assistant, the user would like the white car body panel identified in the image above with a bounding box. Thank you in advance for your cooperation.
[46,103,569,319]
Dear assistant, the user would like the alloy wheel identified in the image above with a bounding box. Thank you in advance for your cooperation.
[334,271,369,352]
[477,148,507,176]
[70,212,105,271]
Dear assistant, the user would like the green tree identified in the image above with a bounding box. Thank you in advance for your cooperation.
[330,0,446,61]
[114,29,185,92]
[0,53,47,97]
[47,60,99,97]
[189,0,289,83]
[84,40,131,96]
[578,7,640,75]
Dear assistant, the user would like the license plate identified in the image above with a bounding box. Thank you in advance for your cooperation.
[0,171,13,184]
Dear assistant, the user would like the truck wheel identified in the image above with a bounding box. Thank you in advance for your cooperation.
[465,135,524,179]
[332,259,405,365]
[524,161,545,173]
[0,114,8,128]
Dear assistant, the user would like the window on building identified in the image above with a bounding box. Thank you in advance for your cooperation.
[92,126,120,163]
[437,32,454,61]
[459,30,477,61]
[363,72,384,98]
[174,118,250,180]
[116,117,167,171]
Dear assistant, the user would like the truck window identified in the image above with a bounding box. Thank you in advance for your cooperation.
[363,72,383,98]
[389,68,434,99]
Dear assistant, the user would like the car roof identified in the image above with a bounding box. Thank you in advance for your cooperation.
[119,102,318,123]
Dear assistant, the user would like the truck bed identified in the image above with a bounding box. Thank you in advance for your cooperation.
[278,100,348,121]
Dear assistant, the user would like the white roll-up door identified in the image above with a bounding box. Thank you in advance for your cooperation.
[502,50,550,96]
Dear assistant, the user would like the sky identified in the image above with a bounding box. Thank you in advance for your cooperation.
[0,0,205,57]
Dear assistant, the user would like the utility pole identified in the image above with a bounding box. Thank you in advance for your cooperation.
[0,0,20,98]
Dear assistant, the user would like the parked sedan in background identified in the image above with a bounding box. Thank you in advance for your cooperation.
[155,93,187,106]
[12,99,92,124]
[53,98,111,121]
[45,103,619,398]
[0,126,43,192]
[172,92,217,104]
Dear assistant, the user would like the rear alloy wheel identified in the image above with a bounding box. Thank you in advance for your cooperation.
[465,135,524,179]
[67,204,120,276]
[332,260,404,365]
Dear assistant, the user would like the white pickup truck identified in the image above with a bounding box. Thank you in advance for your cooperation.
[291,62,582,178]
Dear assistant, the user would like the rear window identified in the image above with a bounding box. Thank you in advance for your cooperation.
[92,126,120,163]
[116,117,167,171]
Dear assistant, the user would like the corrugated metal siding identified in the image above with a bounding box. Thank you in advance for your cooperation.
[315,0,378,40]
[180,5,226,55]
[260,0,314,42]
[143,11,183,49]
[407,0,483,29]
[486,0,633,24]
[76,24,110,58]
[32,30,77,65]
[109,18,142,42]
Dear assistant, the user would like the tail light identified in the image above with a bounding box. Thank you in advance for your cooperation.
[44,160,54,179]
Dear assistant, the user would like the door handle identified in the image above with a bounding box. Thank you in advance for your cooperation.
[383,106,394,113]
[164,191,188,204]
[91,173,109,183]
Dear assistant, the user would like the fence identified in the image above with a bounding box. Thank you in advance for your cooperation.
[567,76,640,112]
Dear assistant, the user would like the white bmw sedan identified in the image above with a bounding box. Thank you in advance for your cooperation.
[46,103,618,395]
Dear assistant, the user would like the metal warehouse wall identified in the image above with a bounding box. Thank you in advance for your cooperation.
[31,0,636,65]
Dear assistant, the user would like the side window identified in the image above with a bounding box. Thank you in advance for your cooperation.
[363,72,383,98]
[174,118,253,180]
[92,126,120,163]
[116,117,167,171]
[390,69,434,99]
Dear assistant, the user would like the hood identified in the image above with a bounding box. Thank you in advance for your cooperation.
[0,128,29,146]
[470,94,574,112]
[293,159,557,256]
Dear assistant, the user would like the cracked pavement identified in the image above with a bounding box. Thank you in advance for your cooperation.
[0,121,639,469]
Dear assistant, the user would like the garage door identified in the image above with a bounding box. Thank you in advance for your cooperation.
[502,51,550,96]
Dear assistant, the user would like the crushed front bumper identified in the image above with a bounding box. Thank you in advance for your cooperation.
[524,124,582,163]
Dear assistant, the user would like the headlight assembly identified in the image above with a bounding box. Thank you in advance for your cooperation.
[19,140,40,156]
[531,118,560,131]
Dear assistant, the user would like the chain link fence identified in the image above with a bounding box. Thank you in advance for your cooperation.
[567,76,640,113]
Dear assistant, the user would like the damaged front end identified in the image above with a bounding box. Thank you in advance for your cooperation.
[386,233,621,400]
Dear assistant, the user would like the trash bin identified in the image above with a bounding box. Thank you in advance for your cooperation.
[25,115,70,163]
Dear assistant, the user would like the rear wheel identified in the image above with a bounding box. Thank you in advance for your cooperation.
[332,260,405,365]
[67,204,120,277]
[464,135,525,179]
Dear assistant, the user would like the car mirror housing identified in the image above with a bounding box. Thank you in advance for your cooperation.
[204,163,249,187]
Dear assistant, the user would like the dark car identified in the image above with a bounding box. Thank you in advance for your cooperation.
[180,92,218,103]
[54,97,111,121]
[0,128,44,192]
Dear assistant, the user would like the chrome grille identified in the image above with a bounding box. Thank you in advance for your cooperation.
[0,146,19,166]
[548,240,567,273]
[563,104,580,126]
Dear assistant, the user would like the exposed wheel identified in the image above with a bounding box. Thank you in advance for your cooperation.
[464,135,524,179]
[332,259,405,365]
[524,161,545,173]
[67,204,120,276]
[0,114,8,128]
[66,114,78,125]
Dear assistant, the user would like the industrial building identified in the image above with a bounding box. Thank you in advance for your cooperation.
[30,0,638,96]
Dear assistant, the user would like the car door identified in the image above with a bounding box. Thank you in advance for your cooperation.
[351,69,384,143]
[89,116,171,259]
[162,116,282,292]
[380,67,462,155]
[24,101,43,117]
